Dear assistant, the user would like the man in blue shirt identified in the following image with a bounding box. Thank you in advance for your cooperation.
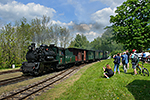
[141,52,146,63]
[126,50,130,69]
[121,52,128,73]
[113,53,121,74]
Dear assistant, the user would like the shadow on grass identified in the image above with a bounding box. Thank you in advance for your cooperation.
[99,76,105,78]
[126,72,133,75]
[126,80,150,100]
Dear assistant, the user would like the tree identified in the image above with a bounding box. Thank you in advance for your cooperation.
[0,23,16,68]
[59,27,72,48]
[0,18,33,68]
[90,28,124,52]
[50,25,60,46]
[68,34,89,49]
[90,37,102,50]
[31,15,52,46]
[109,0,150,52]
[81,34,90,49]
[15,17,33,62]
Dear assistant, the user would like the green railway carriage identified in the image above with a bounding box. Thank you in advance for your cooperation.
[105,51,108,58]
[65,48,76,64]
[86,50,95,62]
[95,51,99,60]
[50,45,76,68]
[50,44,107,65]
[100,51,103,59]
[68,48,86,64]
[95,50,104,60]
[102,51,108,59]
[94,50,104,60]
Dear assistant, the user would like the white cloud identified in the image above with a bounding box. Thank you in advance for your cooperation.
[51,20,74,27]
[84,31,102,42]
[0,1,56,22]
[85,31,97,36]
[76,32,81,35]
[80,24,92,31]
[90,0,126,9]
[91,7,116,26]
[75,31,102,42]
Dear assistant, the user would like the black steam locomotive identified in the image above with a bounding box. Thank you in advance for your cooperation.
[21,43,58,75]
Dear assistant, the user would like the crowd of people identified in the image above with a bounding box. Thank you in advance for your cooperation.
[103,49,147,79]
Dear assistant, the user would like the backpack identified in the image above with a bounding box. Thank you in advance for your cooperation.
[131,54,138,63]
[113,56,118,64]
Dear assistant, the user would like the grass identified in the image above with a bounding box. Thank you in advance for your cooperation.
[35,59,150,100]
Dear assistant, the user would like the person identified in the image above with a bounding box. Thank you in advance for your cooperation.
[126,50,130,69]
[103,64,114,79]
[130,49,139,75]
[113,53,121,74]
[121,52,128,73]
[141,52,146,63]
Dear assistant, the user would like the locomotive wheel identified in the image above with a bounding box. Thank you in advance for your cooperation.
[23,72,28,75]
[32,69,39,76]
[52,63,57,71]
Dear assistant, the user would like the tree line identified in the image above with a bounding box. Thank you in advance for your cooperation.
[0,15,71,69]
[68,28,124,55]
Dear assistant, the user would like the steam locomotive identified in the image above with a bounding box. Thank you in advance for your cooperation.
[20,43,108,75]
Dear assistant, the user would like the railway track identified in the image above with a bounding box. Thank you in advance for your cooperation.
[0,69,20,75]
[0,65,81,100]
[0,75,33,86]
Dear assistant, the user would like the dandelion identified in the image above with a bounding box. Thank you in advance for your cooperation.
[117,97,119,99]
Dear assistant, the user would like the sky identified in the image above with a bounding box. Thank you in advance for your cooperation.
[0,0,127,42]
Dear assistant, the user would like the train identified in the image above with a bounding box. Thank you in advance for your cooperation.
[20,43,109,75]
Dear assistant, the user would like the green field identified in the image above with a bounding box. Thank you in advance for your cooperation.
[35,59,150,100]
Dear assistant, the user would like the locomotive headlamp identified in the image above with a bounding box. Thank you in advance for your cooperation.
[28,46,32,50]
[35,63,38,66]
